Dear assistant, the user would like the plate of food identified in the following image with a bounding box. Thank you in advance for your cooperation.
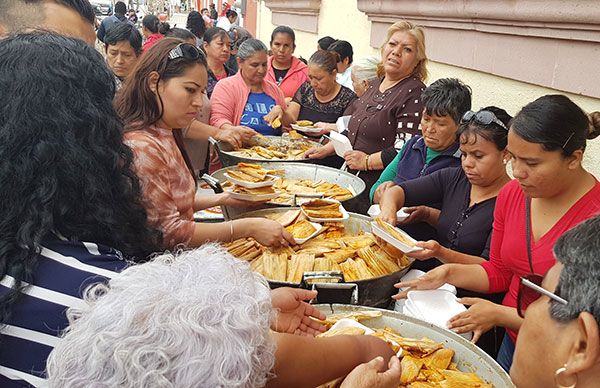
[290,120,321,133]
[226,185,281,202]
[224,162,282,189]
[367,204,410,222]
[301,198,349,222]
[371,218,423,253]
[285,219,323,244]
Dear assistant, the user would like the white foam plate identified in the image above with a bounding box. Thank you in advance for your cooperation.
[335,115,351,133]
[290,123,321,133]
[367,204,410,222]
[301,199,350,222]
[224,173,280,189]
[329,130,353,157]
[292,222,323,245]
[226,189,281,203]
[371,221,423,253]
[407,290,472,341]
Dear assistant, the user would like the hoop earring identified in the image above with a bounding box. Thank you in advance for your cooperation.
[555,365,577,388]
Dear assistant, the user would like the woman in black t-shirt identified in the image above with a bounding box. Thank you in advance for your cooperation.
[379,106,512,265]
[287,50,356,128]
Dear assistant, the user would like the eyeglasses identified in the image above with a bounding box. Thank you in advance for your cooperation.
[461,110,508,131]
[168,43,203,61]
[517,274,568,318]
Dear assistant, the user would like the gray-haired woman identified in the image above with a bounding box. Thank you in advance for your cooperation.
[511,214,600,387]
[210,38,295,136]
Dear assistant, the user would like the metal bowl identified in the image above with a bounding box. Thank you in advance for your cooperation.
[212,135,323,167]
[316,304,515,387]
[234,208,412,308]
[213,162,366,219]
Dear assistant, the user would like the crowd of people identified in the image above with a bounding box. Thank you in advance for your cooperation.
[1,0,600,387]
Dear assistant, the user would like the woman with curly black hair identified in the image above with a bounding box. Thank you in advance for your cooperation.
[0,33,161,387]
[186,10,207,41]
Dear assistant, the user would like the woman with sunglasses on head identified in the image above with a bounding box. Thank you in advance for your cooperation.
[210,38,295,137]
[115,39,294,250]
[305,21,427,213]
[396,95,600,371]
[511,215,600,388]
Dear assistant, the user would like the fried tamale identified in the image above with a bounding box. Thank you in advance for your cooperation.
[285,219,317,239]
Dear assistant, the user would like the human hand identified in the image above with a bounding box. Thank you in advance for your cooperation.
[247,218,295,247]
[264,105,283,125]
[373,181,396,204]
[214,128,244,149]
[393,265,450,299]
[447,297,500,343]
[271,288,327,336]
[340,356,401,388]
[305,143,335,159]
[313,122,335,136]
[343,150,368,171]
[398,206,430,225]
[406,240,443,261]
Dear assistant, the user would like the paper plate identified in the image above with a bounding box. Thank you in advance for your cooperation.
[293,222,323,244]
[301,199,350,222]
[290,123,321,133]
[329,130,352,157]
[224,173,279,189]
[226,189,281,202]
[367,204,410,222]
[371,221,423,253]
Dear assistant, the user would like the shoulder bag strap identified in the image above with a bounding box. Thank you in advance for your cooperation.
[525,197,535,273]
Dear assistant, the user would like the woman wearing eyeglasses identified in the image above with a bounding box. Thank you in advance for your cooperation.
[115,39,295,250]
[210,38,295,137]
[396,95,600,371]
[511,215,600,388]
[305,21,427,213]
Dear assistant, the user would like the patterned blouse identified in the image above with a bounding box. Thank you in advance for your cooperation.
[124,126,196,248]
[292,81,356,124]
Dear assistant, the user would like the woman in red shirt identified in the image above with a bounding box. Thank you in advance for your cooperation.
[396,95,600,371]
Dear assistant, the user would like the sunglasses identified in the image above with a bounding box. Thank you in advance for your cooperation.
[517,274,568,318]
[461,110,508,131]
[168,43,203,61]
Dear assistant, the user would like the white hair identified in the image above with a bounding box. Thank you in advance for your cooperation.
[46,244,276,388]
[351,56,380,82]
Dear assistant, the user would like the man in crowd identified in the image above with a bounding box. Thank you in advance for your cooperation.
[96,1,129,42]
[0,0,96,45]
[104,22,142,89]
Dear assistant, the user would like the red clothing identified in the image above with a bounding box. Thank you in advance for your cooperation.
[481,179,600,342]
[265,56,309,99]
[142,33,163,53]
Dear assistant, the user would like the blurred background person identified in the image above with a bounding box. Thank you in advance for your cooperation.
[96,0,128,43]
[127,8,138,24]
[0,0,96,45]
[186,10,207,44]
[266,26,309,99]
[104,22,142,89]
[351,56,380,97]
[511,215,600,388]
[328,39,354,91]
[200,7,214,28]
[216,9,237,31]
[227,25,253,73]
[141,14,164,52]
[202,27,233,98]
[317,35,336,51]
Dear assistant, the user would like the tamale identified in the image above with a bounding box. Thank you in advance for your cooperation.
[285,219,317,239]
[400,354,424,384]
[286,253,315,283]
[423,348,454,370]
[262,252,288,281]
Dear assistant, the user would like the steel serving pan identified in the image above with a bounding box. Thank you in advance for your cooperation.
[234,208,412,308]
[211,135,322,167]
[315,304,515,387]
[212,162,366,219]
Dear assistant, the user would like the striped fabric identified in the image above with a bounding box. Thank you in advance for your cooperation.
[0,239,128,387]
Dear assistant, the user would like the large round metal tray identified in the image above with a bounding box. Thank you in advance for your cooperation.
[316,304,515,387]
[213,135,322,166]
[213,162,366,219]
[234,208,412,308]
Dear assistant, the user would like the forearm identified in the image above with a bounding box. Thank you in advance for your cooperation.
[267,333,393,388]
[185,119,217,141]
[283,103,300,126]
[365,151,383,171]
[188,218,255,247]
[194,192,227,211]
[445,263,490,293]
[380,185,406,213]
[437,246,486,265]
[425,208,441,226]
[496,305,523,332]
